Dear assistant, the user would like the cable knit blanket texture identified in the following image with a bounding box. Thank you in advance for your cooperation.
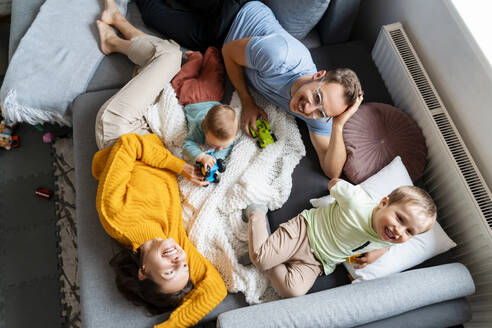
[145,85,306,303]
[0,0,129,126]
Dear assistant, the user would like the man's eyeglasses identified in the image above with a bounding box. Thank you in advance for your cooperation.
[312,76,332,124]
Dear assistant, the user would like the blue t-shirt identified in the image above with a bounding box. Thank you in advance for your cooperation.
[224,1,332,136]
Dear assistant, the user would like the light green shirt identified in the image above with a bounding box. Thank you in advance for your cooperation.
[303,180,392,275]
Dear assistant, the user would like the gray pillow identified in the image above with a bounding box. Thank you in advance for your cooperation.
[263,0,331,40]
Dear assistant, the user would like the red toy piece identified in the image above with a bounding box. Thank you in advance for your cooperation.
[35,187,54,200]
[11,135,20,148]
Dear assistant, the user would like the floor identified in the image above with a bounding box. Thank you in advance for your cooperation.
[0,16,63,328]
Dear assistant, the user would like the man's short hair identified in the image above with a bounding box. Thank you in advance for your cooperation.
[324,68,363,107]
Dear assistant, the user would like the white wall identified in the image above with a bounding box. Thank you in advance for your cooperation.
[352,0,492,190]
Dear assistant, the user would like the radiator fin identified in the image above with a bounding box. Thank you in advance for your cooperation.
[388,30,441,110]
[433,113,492,228]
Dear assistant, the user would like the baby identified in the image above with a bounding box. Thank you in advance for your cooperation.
[172,47,239,171]
[244,178,437,297]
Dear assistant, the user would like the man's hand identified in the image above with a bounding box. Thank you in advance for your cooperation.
[333,95,364,128]
[241,101,268,137]
[196,153,216,170]
[352,247,388,269]
[181,163,209,186]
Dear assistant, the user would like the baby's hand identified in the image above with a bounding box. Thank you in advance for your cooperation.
[352,247,389,269]
[197,153,216,170]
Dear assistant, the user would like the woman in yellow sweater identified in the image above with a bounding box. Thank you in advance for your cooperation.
[91,2,226,326]
[93,133,227,327]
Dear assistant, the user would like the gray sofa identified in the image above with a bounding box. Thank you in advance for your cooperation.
[9,0,476,327]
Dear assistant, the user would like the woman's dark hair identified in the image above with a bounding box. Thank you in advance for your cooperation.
[109,248,193,315]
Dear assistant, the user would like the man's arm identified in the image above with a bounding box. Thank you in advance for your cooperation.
[310,96,364,178]
[310,127,346,179]
[222,38,267,136]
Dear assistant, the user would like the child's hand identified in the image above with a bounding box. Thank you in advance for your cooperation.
[352,247,389,269]
[197,153,216,170]
[328,178,342,190]
[182,163,209,186]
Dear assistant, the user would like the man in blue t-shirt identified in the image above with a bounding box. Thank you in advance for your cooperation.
[222,1,363,178]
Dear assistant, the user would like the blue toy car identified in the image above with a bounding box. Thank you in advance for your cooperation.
[196,151,226,184]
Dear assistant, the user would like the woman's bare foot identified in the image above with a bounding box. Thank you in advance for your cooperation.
[185,51,198,57]
[96,20,118,55]
[101,0,123,25]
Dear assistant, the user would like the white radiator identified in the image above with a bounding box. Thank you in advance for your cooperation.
[372,22,492,327]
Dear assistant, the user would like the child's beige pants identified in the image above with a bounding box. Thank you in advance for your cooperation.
[249,213,323,298]
[95,35,182,150]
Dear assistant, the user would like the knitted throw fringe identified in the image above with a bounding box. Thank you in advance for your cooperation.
[145,84,306,304]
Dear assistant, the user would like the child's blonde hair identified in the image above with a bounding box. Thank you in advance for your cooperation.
[201,104,238,140]
[387,185,437,232]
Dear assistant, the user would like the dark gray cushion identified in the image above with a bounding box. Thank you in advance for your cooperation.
[86,1,160,92]
[317,0,361,45]
[8,0,45,59]
[268,41,393,292]
[355,297,472,328]
[262,0,331,40]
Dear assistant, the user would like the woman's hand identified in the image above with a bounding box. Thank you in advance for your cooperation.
[196,153,216,170]
[182,163,209,186]
[352,247,388,269]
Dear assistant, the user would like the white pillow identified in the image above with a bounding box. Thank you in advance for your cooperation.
[310,156,457,282]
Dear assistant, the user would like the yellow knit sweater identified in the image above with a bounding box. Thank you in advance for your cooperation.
[92,133,227,328]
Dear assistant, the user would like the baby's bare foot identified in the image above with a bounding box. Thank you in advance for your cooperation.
[101,0,123,25]
[96,20,118,55]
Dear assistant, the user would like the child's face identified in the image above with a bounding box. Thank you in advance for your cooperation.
[372,198,430,244]
[205,131,235,151]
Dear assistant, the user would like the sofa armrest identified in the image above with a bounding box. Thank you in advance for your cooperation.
[217,263,475,328]
[317,0,360,45]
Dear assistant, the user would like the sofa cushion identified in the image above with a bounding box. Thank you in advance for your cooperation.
[317,0,361,45]
[268,41,392,293]
[86,1,159,92]
[8,0,45,59]
[72,89,247,327]
[262,0,331,40]
[343,102,427,184]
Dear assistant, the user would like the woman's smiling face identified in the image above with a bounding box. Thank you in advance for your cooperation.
[139,238,190,293]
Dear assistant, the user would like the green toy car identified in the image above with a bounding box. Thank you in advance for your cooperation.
[249,119,277,148]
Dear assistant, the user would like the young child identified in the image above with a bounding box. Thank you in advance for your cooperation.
[244,178,437,298]
[172,47,239,171]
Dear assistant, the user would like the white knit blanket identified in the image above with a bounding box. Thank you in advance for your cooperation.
[145,84,305,303]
